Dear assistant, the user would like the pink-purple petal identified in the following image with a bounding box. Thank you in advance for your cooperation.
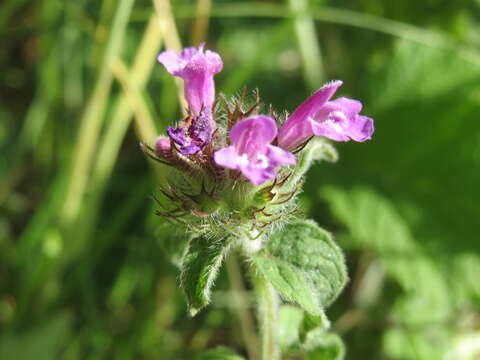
[311,111,374,143]
[311,98,373,142]
[229,116,277,157]
[156,50,184,75]
[350,115,374,142]
[204,50,223,74]
[277,80,343,151]
[310,120,350,142]
[214,115,296,185]
[265,145,296,167]
[329,97,362,118]
[240,163,276,186]
[277,80,374,148]
[213,146,239,170]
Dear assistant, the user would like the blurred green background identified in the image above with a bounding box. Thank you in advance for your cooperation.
[1,0,480,359]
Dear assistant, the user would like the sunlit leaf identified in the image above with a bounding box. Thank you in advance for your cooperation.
[253,220,347,315]
[180,234,231,316]
[304,330,345,360]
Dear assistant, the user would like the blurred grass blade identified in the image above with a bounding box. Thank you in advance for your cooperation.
[152,0,187,111]
[69,14,164,258]
[60,0,135,226]
[171,3,480,66]
[92,14,163,195]
[223,22,292,95]
[287,0,324,89]
[190,0,212,45]
[110,59,158,143]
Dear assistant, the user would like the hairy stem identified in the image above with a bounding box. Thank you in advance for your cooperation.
[253,271,280,360]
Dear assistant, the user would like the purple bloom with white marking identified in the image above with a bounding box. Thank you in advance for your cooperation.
[214,116,296,185]
[278,80,374,151]
[157,43,223,116]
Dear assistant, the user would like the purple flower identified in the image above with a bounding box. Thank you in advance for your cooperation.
[277,80,374,151]
[214,116,296,185]
[157,44,223,116]
[167,109,212,155]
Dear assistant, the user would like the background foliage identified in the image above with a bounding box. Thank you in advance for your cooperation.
[1,0,480,359]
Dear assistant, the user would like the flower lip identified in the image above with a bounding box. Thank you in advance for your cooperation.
[214,115,296,185]
[311,97,374,142]
[277,80,343,151]
[277,80,374,150]
[157,43,222,77]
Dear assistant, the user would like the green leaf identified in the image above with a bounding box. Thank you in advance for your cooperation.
[195,346,245,360]
[301,311,331,337]
[278,305,304,351]
[180,235,231,316]
[278,305,332,352]
[252,220,347,315]
[277,305,345,360]
[304,330,345,360]
[277,305,344,359]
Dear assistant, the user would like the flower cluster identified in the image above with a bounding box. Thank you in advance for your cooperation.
[143,44,373,228]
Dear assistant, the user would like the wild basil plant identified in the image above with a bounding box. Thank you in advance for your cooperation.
[142,44,374,360]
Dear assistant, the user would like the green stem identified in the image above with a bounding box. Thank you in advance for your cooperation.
[253,271,280,360]
[226,253,260,360]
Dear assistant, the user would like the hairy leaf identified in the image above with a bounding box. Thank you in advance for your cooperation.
[180,235,231,316]
[278,305,304,351]
[253,220,347,315]
[304,330,345,360]
[278,305,332,352]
